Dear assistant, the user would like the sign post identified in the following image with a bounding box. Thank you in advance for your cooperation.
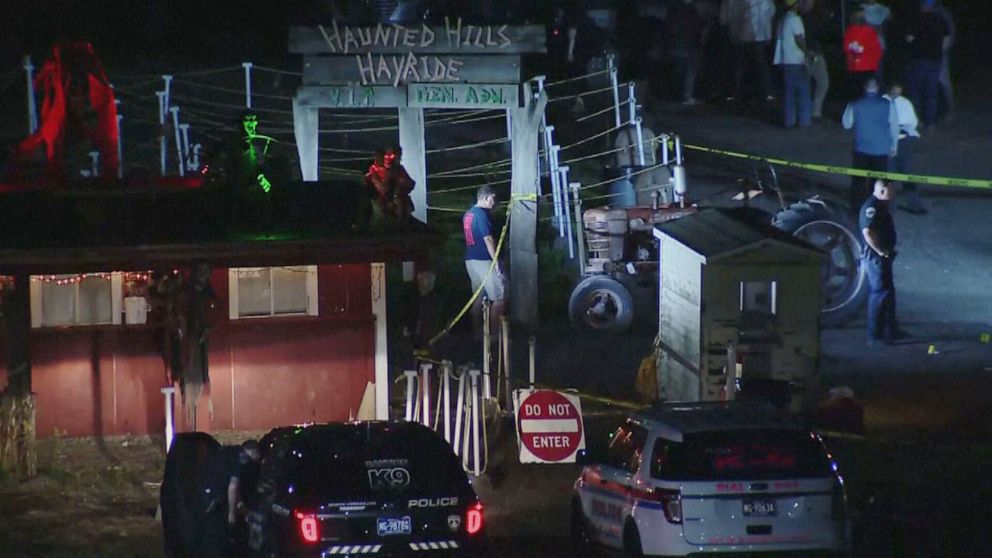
[514,389,585,464]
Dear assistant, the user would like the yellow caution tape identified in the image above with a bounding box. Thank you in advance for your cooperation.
[684,143,992,189]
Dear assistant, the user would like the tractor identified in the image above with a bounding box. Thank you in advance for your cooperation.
[568,160,868,332]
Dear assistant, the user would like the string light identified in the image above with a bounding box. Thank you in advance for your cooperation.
[31,271,155,285]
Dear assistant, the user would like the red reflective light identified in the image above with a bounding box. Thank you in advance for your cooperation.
[295,511,320,544]
[636,488,682,524]
[466,502,484,535]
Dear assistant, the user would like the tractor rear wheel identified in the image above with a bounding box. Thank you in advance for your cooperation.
[773,201,867,327]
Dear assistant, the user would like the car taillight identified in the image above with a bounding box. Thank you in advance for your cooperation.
[640,488,682,524]
[466,502,484,535]
[295,510,320,544]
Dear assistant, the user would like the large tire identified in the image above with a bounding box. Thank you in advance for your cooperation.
[773,200,868,327]
[161,432,221,558]
[569,276,635,333]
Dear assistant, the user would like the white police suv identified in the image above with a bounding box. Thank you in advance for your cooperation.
[571,402,849,556]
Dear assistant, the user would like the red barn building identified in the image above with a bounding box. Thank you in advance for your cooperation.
[0,181,432,440]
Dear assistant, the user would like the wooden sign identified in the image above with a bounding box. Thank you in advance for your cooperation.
[408,83,518,109]
[289,20,546,55]
[295,85,407,109]
[303,55,521,87]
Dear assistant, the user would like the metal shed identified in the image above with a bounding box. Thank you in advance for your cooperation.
[652,209,826,412]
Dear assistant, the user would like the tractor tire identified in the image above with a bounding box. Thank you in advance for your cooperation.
[569,276,635,333]
[773,200,868,327]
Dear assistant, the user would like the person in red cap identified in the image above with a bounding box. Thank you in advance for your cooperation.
[842,5,882,105]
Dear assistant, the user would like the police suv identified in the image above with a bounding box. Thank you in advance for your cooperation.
[571,402,850,556]
[245,421,485,557]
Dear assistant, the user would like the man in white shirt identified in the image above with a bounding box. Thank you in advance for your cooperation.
[884,83,926,214]
[773,0,811,127]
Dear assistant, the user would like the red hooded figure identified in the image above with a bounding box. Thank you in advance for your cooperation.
[16,42,119,182]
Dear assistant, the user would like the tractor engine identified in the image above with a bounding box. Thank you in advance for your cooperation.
[582,205,698,277]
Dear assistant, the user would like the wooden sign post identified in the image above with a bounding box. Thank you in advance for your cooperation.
[290,19,546,328]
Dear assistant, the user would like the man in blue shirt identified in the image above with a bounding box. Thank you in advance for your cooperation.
[842,78,898,212]
[463,185,505,339]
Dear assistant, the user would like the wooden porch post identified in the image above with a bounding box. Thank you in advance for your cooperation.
[398,108,427,224]
[0,274,36,477]
[509,81,548,329]
[292,96,320,182]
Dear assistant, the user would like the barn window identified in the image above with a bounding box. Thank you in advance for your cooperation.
[29,273,124,327]
[739,281,777,315]
[738,281,777,342]
[228,266,318,319]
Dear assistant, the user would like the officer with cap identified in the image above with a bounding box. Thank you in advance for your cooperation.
[860,179,907,344]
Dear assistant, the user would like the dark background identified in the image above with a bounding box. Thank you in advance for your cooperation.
[5,1,989,69]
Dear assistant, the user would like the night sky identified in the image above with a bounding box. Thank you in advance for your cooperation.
[6,1,988,70]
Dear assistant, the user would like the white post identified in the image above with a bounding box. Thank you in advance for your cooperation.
[627,82,637,125]
[156,91,167,176]
[442,361,452,443]
[572,182,587,276]
[482,300,492,400]
[528,335,536,387]
[169,107,184,177]
[404,370,418,422]
[116,109,124,179]
[420,362,433,428]
[558,165,574,258]
[548,141,563,235]
[190,144,202,172]
[608,55,621,128]
[372,263,389,420]
[398,108,428,223]
[469,369,481,476]
[661,133,670,166]
[179,123,191,170]
[505,108,512,142]
[726,343,737,401]
[242,62,253,108]
[161,386,176,453]
[88,151,100,177]
[161,75,173,114]
[535,74,548,179]
[634,116,646,166]
[453,372,467,454]
[23,56,38,134]
[673,135,687,206]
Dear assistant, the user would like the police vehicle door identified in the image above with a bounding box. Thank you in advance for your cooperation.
[585,421,648,548]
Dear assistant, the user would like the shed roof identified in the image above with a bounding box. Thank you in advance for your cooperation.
[652,208,825,263]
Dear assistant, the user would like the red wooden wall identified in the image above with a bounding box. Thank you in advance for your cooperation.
[6,264,375,438]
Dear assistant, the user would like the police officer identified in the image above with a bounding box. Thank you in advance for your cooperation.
[860,179,907,344]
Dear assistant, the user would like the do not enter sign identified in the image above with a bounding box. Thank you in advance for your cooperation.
[514,389,585,463]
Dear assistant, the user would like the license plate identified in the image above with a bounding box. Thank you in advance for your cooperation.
[376,516,412,536]
[743,500,776,517]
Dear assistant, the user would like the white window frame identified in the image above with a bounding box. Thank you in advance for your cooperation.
[29,272,124,328]
[739,280,778,315]
[228,265,318,319]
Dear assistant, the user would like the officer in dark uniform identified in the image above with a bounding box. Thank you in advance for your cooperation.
[859,179,906,343]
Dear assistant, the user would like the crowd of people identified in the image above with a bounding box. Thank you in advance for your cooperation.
[636,0,956,126]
